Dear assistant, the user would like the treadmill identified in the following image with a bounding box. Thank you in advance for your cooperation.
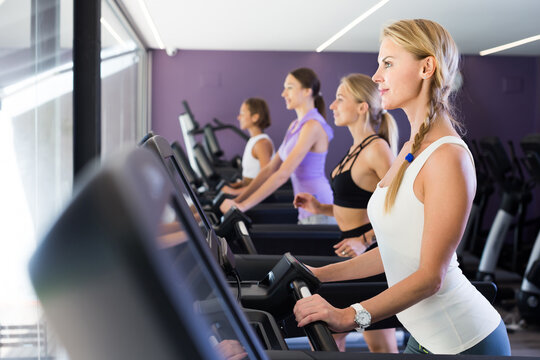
[28,146,529,359]
[155,135,342,256]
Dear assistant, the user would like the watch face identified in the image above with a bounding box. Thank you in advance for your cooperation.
[356,310,371,327]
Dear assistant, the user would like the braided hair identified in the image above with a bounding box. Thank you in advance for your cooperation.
[382,19,462,212]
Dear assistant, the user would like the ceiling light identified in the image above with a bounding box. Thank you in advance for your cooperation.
[479,34,540,56]
[137,0,165,49]
[316,0,390,53]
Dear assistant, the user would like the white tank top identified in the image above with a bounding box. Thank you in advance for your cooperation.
[241,134,274,179]
[367,136,500,354]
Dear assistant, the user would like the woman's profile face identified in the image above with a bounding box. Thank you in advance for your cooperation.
[372,37,424,111]
[281,74,309,110]
[329,83,362,127]
[237,102,255,130]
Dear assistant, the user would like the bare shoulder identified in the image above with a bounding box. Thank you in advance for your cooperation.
[363,137,394,164]
[365,137,392,155]
[255,136,272,146]
[253,137,273,152]
[423,142,475,186]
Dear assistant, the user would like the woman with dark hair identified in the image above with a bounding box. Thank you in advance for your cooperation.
[221,68,336,224]
[221,98,274,194]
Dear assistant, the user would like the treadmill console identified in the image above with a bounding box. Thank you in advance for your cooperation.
[240,252,320,318]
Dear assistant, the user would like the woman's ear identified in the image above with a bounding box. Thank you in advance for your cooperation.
[357,101,369,115]
[251,113,260,124]
[421,56,437,79]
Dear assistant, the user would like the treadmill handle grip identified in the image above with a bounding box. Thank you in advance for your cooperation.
[290,280,339,352]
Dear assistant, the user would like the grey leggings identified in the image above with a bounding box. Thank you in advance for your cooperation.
[297,214,337,225]
[404,319,511,355]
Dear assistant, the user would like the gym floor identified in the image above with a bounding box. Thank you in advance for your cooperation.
[498,303,540,357]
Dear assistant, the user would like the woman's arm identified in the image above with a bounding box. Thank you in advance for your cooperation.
[293,192,334,216]
[234,154,282,202]
[233,120,326,212]
[295,144,476,329]
[309,247,384,282]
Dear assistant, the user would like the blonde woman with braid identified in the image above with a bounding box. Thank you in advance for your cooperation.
[293,19,511,355]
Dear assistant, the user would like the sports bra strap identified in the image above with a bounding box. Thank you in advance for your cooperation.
[335,134,381,176]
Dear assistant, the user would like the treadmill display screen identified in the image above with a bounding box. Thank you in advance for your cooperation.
[158,195,260,360]
[163,156,209,235]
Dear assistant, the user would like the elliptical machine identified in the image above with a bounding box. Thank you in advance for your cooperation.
[517,133,540,323]
[476,136,533,283]
[178,100,246,180]
[456,139,495,264]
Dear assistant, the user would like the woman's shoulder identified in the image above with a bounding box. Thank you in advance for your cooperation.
[253,135,273,149]
[299,118,325,134]
[422,138,474,180]
[362,136,393,161]
[428,139,471,164]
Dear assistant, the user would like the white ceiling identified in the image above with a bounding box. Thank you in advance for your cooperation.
[118,0,540,56]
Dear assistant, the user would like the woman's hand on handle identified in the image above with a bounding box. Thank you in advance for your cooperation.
[220,198,243,214]
[334,237,368,258]
[221,185,242,195]
[293,294,356,333]
[293,193,320,214]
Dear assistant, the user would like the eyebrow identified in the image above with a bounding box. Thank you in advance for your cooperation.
[378,55,394,63]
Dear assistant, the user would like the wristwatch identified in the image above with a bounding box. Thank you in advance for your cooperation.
[351,303,371,332]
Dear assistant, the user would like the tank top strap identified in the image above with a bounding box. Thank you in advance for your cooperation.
[406,136,474,181]
[250,133,270,145]
[253,133,267,141]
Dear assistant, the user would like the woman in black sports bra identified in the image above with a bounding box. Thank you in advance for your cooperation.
[295,73,398,257]
[294,73,398,353]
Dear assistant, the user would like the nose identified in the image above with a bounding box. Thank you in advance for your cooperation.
[329,100,337,110]
[281,89,286,98]
[372,66,382,83]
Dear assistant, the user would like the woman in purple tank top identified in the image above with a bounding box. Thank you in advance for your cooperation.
[220,68,335,224]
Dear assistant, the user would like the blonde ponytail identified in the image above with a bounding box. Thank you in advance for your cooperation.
[378,111,398,156]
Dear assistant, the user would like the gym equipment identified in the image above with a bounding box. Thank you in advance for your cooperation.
[28,148,270,359]
[456,139,494,260]
[142,136,341,256]
[178,100,245,180]
[517,133,540,323]
[476,136,534,282]
[29,147,343,356]
[182,140,294,206]
[29,146,508,360]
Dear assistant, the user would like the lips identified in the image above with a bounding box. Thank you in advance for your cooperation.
[379,89,389,96]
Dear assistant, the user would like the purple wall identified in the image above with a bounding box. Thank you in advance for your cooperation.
[151,49,538,173]
[151,50,410,177]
